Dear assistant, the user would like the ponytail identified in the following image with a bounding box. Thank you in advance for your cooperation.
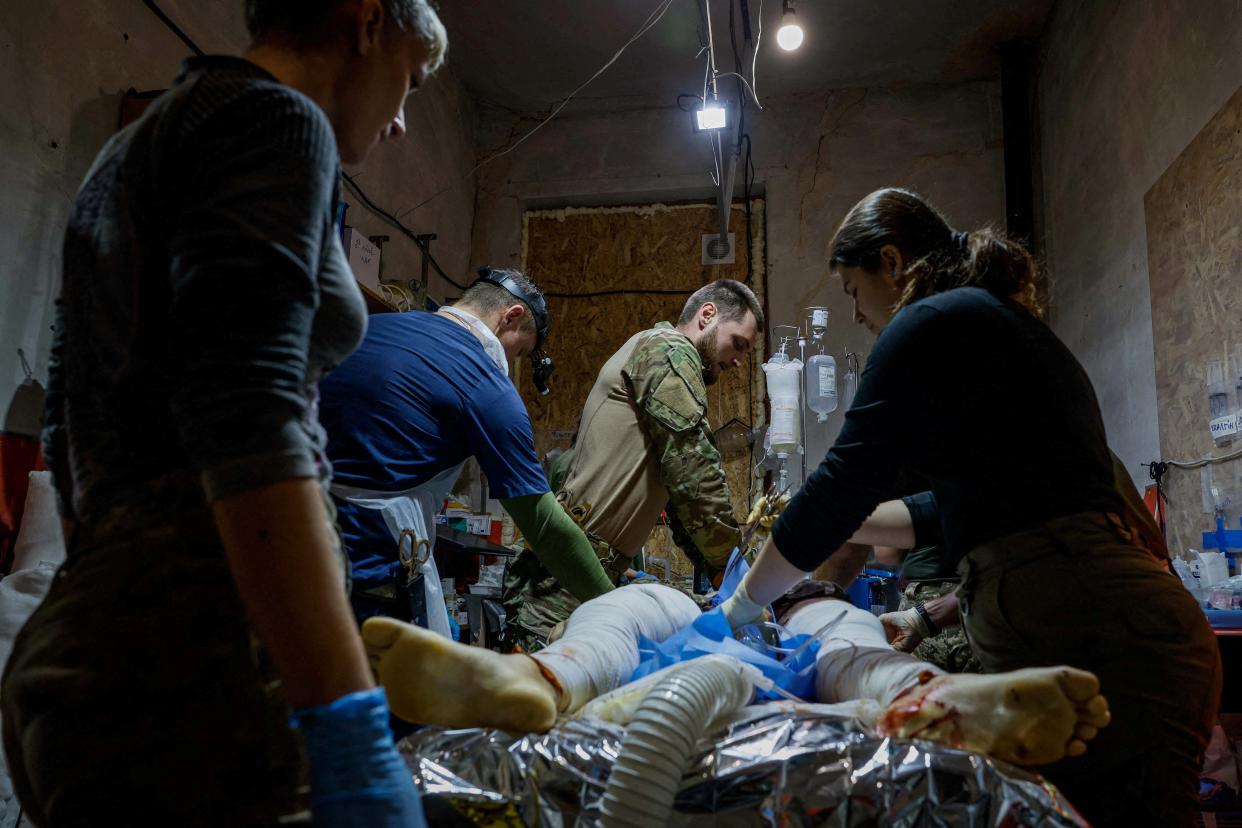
[829,188,1043,318]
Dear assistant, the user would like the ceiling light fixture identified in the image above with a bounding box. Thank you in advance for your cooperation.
[776,0,804,51]
[695,104,728,131]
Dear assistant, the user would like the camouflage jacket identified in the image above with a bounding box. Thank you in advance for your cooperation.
[625,322,741,572]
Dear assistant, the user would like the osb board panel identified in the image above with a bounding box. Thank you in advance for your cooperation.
[1145,83,1242,556]
[519,201,767,572]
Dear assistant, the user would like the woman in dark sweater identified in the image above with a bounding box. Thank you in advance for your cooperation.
[723,188,1219,827]
[1,2,445,825]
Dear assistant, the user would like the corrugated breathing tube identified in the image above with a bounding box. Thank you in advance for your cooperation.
[597,655,760,827]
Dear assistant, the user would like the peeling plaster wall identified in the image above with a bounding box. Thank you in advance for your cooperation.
[0,0,476,417]
[471,82,1005,476]
[1037,0,1242,490]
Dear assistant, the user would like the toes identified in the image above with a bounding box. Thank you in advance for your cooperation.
[1074,723,1098,742]
[1055,667,1100,702]
[1080,695,1111,728]
[361,615,407,649]
[1065,739,1087,758]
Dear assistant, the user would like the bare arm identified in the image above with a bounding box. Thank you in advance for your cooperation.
[923,589,961,628]
[872,545,907,566]
[733,535,809,607]
[848,499,916,549]
[212,477,372,708]
[811,541,872,588]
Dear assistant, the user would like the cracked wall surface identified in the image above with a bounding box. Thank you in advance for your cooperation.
[470,81,1005,476]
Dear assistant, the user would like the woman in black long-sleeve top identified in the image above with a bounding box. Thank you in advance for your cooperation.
[726,188,1219,827]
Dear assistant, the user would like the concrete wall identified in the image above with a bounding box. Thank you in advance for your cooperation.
[0,0,477,418]
[1037,0,1242,492]
[341,71,479,305]
[0,0,242,426]
[471,81,1006,475]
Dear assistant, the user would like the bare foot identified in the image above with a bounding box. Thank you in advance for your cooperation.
[876,666,1111,766]
[361,616,559,732]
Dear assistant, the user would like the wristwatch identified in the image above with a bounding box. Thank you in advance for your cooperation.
[914,601,940,637]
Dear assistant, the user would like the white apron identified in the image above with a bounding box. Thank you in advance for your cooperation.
[330,306,508,638]
[331,464,462,638]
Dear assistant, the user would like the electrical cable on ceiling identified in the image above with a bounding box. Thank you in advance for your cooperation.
[677,93,705,111]
[397,0,679,219]
[716,71,762,109]
[701,0,720,101]
[726,0,759,284]
[751,0,764,105]
[143,0,204,56]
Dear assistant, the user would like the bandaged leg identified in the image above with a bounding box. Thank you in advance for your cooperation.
[784,597,1111,766]
[783,598,937,706]
[534,584,701,714]
[363,584,698,733]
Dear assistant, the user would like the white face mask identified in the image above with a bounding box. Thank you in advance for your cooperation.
[438,306,509,375]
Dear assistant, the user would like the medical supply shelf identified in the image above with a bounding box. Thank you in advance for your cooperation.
[434,526,515,558]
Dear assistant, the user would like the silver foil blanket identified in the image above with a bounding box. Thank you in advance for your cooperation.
[400,705,1088,827]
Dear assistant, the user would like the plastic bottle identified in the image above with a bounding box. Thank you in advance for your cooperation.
[1208,360,1236,446]
[805,353,838,421]
[762,350,803,458]
[808,307,829,342]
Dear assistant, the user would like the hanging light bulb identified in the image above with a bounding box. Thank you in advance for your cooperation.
[777,1,804,51]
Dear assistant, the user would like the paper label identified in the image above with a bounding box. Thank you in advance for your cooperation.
[818,365,836,390]
[770,405,796,443]
[1210,415,1238,439]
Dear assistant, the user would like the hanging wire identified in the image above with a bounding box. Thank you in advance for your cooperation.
[17,348,33,380]
[716,71,763,109]
[341,174,468,291]
[142,0,204,55]
[751,0,765,105]
[397,0,678,219]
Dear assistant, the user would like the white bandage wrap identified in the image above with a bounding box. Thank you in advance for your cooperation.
[533,584,700,714]
[783,599,943,707]
[534,584,945,716]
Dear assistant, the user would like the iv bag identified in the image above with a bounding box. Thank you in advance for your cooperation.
[763,352,803,457]
[805,353,838,419]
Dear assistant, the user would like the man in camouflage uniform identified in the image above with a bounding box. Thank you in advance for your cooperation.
[504,279,764,651]
[896,546,982,674]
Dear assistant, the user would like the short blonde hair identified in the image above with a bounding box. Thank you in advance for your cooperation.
[394,0,447,73]
[246,0,448,72]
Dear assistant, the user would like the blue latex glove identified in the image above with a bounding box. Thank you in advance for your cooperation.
[291,687,427,827]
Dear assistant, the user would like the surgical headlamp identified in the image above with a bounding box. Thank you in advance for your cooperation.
[473,267,555,396]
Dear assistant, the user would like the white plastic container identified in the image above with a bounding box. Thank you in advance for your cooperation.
[805,353,838,421]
